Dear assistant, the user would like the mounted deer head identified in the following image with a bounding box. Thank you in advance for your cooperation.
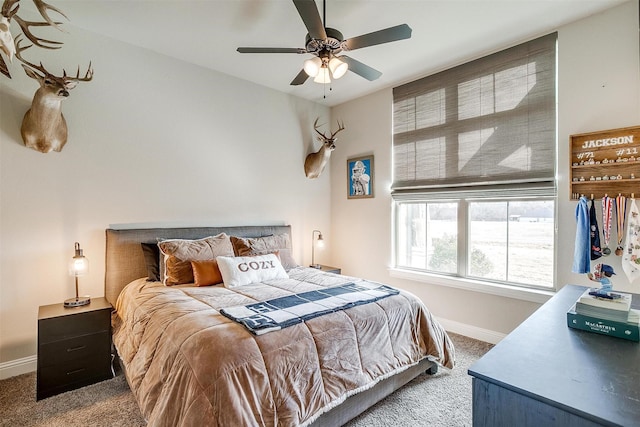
[16,37,93,153]
[0,0,67,78]
[304,118,345,179]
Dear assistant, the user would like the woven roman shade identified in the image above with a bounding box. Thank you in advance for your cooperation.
[392,33,557,195]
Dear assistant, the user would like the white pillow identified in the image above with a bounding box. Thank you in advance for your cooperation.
[217,253,289,288]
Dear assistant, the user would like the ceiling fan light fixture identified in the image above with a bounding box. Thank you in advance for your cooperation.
[328,57,348,79]
[303,56,322,77]
[237,1,412,87]
[313,66,331,84]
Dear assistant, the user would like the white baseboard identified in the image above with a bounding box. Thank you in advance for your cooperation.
[0,355,36,380]
[438,317,506,344]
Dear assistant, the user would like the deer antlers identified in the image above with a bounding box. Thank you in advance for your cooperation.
[1,0,18,19]
[313,117,345,142]
[0,0,68,78]
[15,36,92,83]
[13,0,67,49]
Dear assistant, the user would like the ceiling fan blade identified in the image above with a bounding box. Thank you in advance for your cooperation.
[293,0,327,40]
[340,56,382,81]
[290,69,309,86]
[343,24,412,51]
[237,47,307,54]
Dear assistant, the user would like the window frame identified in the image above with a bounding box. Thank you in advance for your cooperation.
[394,195,556,285]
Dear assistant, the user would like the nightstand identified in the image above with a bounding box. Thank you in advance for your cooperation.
[37,297,113,400]
[317,264,341,274]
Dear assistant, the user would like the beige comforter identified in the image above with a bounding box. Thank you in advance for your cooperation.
[113,267,454,426]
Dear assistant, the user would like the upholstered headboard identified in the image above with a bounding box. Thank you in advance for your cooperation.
[104,225,292,306]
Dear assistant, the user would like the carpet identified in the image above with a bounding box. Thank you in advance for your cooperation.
[346,333,493,426]
[0,333,492,426]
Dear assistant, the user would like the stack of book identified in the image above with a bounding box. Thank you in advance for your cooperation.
[567,288,639,341]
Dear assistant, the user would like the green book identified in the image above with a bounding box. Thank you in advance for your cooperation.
[567,305,639,342]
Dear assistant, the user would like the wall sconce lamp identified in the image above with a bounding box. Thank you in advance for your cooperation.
[311,230,325,269]
[64,242,90,307]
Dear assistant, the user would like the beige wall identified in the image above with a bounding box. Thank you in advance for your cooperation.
[0,26,330,374]
[329,1,640,340]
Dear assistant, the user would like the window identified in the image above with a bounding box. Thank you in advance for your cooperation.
[392,33,557,291]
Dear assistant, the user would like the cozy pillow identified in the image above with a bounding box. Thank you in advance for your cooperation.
[217,253,289,288]
[158,234,234,286]
[141,242,161,282]
[191,259,223,287]
[231,234,298,270]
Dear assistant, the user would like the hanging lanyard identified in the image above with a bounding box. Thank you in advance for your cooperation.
[616,195,627,255]
[602,195,612,256]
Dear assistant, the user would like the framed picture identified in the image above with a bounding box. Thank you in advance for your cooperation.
[347,155,374,199]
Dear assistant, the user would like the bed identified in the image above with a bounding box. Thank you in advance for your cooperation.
[105,225,455,426]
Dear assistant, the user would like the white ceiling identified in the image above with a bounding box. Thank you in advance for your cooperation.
[41,0,628,106]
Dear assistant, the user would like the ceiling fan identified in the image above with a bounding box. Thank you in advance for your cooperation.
[237,0,412,86]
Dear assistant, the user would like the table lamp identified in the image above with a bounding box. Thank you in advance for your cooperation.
[64,242,91,307]
[311,230,324,269]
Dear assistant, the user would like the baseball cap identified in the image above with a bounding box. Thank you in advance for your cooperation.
[601,264,616,275]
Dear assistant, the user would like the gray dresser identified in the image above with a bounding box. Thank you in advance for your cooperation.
[468,284,640,426]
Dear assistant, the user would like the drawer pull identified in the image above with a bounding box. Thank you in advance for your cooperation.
[66,368,86,376]
[66,345,86,352]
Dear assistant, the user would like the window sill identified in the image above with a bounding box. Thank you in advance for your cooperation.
[388,268,554,304]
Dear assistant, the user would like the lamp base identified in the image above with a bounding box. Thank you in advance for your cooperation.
[64,296,91,308]
[310,264,321,269]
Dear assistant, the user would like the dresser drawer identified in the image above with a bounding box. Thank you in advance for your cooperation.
[39,309,110,344]
[38,331,111,368]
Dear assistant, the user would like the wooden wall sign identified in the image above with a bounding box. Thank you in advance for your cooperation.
[570,125,640,200]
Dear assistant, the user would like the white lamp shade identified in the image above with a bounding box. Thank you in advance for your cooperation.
[69,256,89,276]
[313,67,331,84]
[329,57,348,79]
[303,57,322,77]
[69,242,89,276]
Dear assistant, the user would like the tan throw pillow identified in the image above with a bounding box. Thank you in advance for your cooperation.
[158,234,234,286]
[217,254,289,288]
[231,234,298,270]
[191,259,223,287]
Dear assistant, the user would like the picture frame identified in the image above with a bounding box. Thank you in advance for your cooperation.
[347,155,374,199]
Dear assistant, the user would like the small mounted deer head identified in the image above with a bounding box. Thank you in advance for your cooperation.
[16,37,93,153]
[304,117,345,179]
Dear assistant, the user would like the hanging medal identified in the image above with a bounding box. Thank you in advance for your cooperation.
[622,198,640,283]
[589,197,602,260]
[601,195,612,256]
[615,194,627,256]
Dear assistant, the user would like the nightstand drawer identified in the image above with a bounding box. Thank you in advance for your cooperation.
[38,331,111,368]
[39,309,110,344]
[37,355,112,400]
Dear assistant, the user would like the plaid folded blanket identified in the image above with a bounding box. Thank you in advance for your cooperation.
[220,281,400,335]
